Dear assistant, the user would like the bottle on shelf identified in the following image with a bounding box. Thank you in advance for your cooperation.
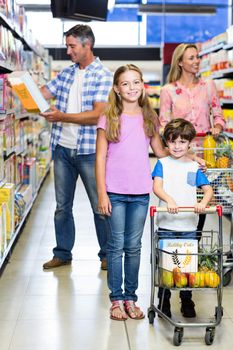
[203,132,216,168]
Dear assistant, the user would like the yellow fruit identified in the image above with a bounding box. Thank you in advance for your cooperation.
[216,156,229,168]
[189,272,200,287]
[205,271,220,287]
[161,269,174,288]
[198,271,206,287]
[173,267,188,288]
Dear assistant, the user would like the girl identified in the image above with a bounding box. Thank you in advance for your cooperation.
[95,64,167,321]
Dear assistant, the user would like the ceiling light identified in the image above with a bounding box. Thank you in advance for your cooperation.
[138,4,216,16]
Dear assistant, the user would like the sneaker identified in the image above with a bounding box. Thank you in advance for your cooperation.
[101,259,107,270]
[158,298,171,318]
[180,299,196,318]
[43,257,72,269]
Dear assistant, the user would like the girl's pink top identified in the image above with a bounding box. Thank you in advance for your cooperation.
[159,78,225,132]
[97,114,152,195]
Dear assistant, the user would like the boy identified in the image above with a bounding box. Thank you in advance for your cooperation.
[152,118,213,318]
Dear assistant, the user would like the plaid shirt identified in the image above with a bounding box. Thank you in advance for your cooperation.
[46,57,112,154]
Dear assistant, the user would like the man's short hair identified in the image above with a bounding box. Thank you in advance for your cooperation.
[64,24,95,49]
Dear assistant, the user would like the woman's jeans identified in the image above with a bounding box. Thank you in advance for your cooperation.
[158,228,196,301]
[53,145,108,261]
[107,193,149,302]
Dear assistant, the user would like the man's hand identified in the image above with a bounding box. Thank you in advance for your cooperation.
[40,106,63,122]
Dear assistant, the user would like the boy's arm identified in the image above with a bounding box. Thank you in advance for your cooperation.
[194,185,213,213]
[153,177,178,213]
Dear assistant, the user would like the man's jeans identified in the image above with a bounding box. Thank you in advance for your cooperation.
[53,145,108,261]
[107,193,149,302]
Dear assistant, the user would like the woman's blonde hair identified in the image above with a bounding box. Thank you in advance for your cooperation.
[105,64,159,142]
[167,43,198,83]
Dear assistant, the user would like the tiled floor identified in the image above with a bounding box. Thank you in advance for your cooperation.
[0,163,232,350]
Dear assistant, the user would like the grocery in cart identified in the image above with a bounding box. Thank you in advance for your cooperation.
[191,133,233,285]
[148,206,223,346]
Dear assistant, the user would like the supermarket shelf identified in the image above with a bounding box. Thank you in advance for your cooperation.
[199,42,233,57]
[0,61,15,73]
[0,109,16,118]
[224,131,233,138]
[211,68,233,79]
[220,99,233,105]
[199,43,225,57]
[0,165,51,270]
[0,12,48,63]
[223,43,233,50]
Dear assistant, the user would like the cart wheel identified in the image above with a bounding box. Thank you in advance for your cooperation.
[223,271,232,287]
[148,310,155,324]
[205,327,215,345]
[173,327,183,346]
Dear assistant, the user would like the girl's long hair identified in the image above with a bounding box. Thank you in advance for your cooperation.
[167,43,198,83]
[104,64,159,142]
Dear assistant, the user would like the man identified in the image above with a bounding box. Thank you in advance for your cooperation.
[40,24,112,270]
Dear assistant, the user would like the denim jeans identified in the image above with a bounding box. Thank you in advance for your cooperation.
[106,193,149,302]
[53,145,108,261]
[158,228,196,300]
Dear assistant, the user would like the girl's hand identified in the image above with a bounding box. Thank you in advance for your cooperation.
[194,202,206,213]
[167,199,178,214]
[98,193,112,216]
[194,156,207,172]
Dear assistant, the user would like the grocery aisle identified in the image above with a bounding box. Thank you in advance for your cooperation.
[0,163,232,350]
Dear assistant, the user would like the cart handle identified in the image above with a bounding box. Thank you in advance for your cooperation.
[196,132,207,137]
[150,205,222,217]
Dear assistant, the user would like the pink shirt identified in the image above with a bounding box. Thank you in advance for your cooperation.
[97,114,152,194]
[159,78,225,133]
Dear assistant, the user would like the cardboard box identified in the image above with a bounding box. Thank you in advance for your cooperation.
[158,239,198,273]
[0,183,15,239]
[8,71,50,113]
[0,203,7,254]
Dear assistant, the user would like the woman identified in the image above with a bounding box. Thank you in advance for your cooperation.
[159,43,225,136]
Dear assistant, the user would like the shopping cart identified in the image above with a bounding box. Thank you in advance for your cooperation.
[192,133,233,286]
[148,206,223,346]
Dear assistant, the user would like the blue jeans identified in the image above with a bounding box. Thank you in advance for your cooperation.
[107,193,149,302]
[53,145,108,261]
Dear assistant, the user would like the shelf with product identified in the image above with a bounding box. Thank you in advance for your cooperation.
[0,1,52,269]
[144,82,161,155]
[198,27,233,135]
[145,82,161,113]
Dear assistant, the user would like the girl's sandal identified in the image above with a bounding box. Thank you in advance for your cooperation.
[124,300,145,320]
[110,300,128,321]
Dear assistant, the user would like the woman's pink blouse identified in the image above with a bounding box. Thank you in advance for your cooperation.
[159,78,225,133]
